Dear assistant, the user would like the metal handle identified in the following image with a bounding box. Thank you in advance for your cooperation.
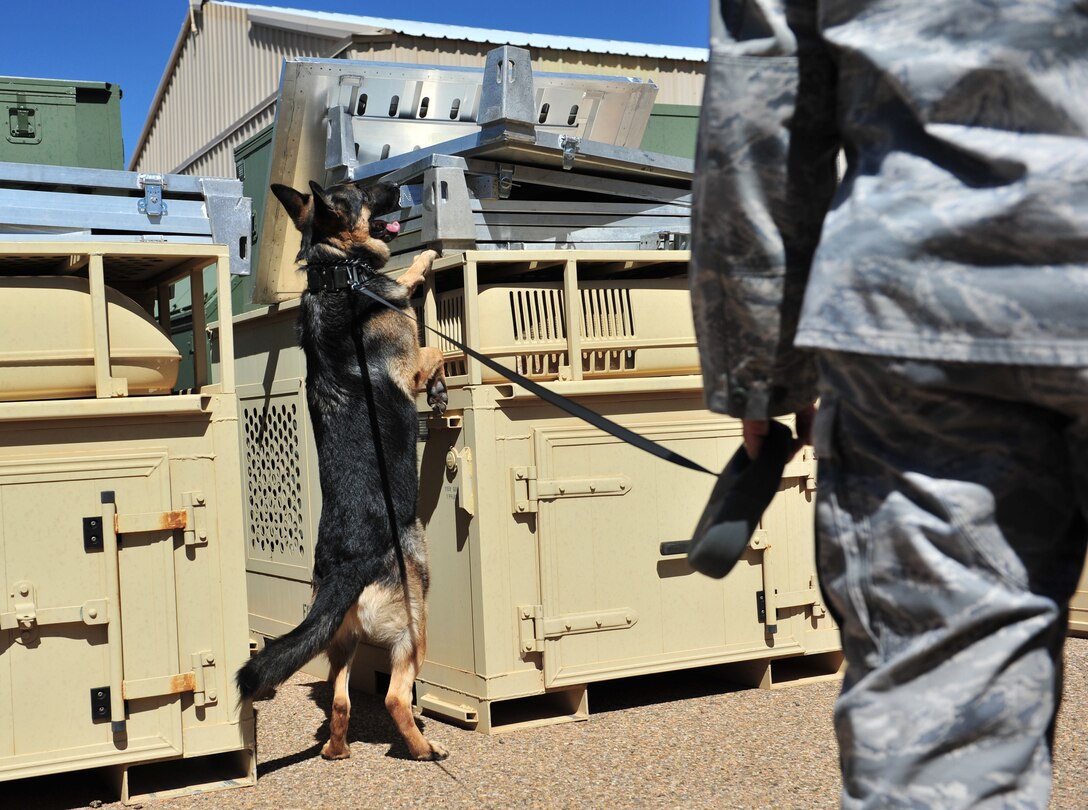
[659,540,691,557]
[100,491,127,735]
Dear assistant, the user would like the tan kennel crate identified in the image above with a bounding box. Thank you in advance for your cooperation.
[232,248,841,733]
[1071,563,1088,637]
[0,242,255,804]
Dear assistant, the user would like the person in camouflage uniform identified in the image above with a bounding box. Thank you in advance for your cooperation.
[690,1,1088,806]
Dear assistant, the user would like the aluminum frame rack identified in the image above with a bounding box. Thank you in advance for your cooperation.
[0,161,251,276]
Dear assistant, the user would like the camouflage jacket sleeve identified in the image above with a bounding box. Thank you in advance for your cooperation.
[690,0,839,419]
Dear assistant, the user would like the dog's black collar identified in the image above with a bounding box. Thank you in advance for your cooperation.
[304,258,380,292]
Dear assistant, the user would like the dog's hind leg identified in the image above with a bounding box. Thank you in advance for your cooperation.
[321,630,357,760]
[415,346,448,415]
[386,625,449,761]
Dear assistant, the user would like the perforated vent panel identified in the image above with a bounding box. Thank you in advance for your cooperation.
[580,288,633,339]
[437,294,467,377]
[242,398,308,565]
[511,288,567,343]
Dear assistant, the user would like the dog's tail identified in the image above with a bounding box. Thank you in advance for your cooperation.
[235,563,372,699]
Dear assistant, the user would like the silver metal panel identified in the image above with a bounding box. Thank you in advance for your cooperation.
[0,162,252,275]
[253,48,691,302]
[286,54,659,179]
[351,132,694,188]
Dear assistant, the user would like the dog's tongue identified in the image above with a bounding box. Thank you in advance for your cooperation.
[385,220,401,234]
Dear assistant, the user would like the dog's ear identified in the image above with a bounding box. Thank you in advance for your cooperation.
[270,183,312,232]
[308,180,338,218]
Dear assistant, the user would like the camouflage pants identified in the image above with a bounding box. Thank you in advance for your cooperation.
[813,351,1088,808]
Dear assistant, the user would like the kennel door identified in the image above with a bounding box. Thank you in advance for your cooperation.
[238,379,320,643]
[528,415,801,690]
[0,450,185,775]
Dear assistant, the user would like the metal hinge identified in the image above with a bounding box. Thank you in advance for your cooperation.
[517,604,638,654]
[137,173,167,217]
[120,649,218,707]
[756,576,825,634]
[182,491,208,547]
[108,491,206,548]
[510,466,631,514]
[776,576,826,618]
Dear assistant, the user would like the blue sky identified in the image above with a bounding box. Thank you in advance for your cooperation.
[0,0,708,168]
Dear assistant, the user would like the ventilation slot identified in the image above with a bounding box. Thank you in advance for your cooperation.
[580,287,636,376]
[509,289,568,378]
[438,294,467,377]
[242,401,306,563]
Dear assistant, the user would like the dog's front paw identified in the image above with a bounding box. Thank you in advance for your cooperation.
[428,375,448,415]
[418,740,449,761]
[421,249,440,265]
[321,741,352,760]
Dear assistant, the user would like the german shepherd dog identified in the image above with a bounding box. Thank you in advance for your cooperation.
[236,178,449,761]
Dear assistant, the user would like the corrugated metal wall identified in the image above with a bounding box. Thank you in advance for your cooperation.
[133,2,705,179]
[135,3,335,176]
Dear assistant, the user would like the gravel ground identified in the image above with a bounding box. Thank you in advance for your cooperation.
[14,637,1088,810]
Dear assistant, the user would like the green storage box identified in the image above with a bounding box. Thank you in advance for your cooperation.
[640,103,701,160]
[0,76,123,170]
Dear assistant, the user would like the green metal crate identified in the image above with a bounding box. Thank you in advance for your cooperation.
[0,76,123,170]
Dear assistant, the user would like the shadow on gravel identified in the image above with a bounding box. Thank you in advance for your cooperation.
[589,665,749,714]
[277,679,441,763]
[1,769,115,810]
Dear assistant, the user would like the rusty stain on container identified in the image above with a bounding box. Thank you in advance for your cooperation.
[112,510,187,533]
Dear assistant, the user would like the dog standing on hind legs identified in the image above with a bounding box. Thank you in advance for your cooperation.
[236,177,449,761]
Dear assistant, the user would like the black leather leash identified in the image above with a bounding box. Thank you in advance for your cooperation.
[346,276,717,479]
[350,322,412,590]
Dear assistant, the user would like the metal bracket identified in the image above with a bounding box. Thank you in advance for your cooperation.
[10,580,36,635]
[90,686,112,723]
[192,649,218,707]
[478,45,536,141]
[137,173,167,217]
[510,466,631,514]
[83,516,105,551]
[639,230,690,250]
[497,164,515,199]
[510,465,538,514]
[325,104,357,178]
[773,576,826,618]
[756,590,777,634]
[421,165,477,249]
[518,605,543,653]
[120,649,217,707]
[560,136,581,170]
[444,446,476,516]
[109,494,205,547]
[518,604,638,654]
[202,178,254,276]
[182,491,208,547]
[8,106,38,141]
[0,581,109,641]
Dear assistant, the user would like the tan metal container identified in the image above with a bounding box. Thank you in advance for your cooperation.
[0,242,254,804]
[231,249,842,733]
[1071,564,1088,637]
[0,276,180,401]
